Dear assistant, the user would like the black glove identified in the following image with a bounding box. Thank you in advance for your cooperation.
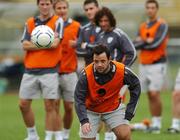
[125,111,134,121]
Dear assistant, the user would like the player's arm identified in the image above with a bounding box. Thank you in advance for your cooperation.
[118,31,137,67]
[76,26,93,49]
[123,67,141,121]
[74,71,92,135]
[83,35,102,49]
[133,30,147,50]
[81,28,102,49]
[74,70,89,125]
[21,19,63,51]
[76,26,85,48]
[83,33,102,49]
[143,23,168,50]
[21,24,42,51]
[76,27,88,56]
[76,27,99,56]
[76,26,101,56]
[50,17,64,48]
[22,40,40,51]
[50,35,60,49]
[133,37,147,50]
[69,23,81,48]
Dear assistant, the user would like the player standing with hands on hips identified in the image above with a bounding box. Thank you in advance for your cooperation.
[19,0,63,140]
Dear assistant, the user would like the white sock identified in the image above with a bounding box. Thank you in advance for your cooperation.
[96,133,99,140]
[112,132,116,140]
[27,126,38,138]
[152,116,161,128]
[45,131,53,140]
[172,118,180,130]
[54,131,63,140]
[63,128,70,139]
[104,132,115,140]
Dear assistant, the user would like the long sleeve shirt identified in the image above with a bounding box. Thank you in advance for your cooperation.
[134,19,168,50]
[83,28,136,67]
[76,22,101,65]
[133,19,168,63]
[98,28,136,67]
[74,62,141,125]
[22,16,64,41]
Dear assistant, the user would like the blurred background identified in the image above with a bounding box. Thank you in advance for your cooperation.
[0,0,179,93]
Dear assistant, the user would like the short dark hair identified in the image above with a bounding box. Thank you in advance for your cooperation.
[37,0,53,5]
[94,7,116,27]
[93,45,110,59]
[83,0,99,7]
[146,0,159,9]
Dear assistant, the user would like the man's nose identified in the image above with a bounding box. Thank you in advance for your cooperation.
[97,62,103,67]
[101,21,106,26]
[87,10,91,14]
[43,5,48,8]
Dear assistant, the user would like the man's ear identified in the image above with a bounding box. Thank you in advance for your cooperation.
[109,56,112,60]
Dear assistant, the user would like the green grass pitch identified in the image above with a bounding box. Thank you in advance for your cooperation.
[0,91,180,140]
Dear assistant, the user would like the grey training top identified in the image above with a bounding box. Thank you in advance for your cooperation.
[97,28,136,67]
[76,22,102,65]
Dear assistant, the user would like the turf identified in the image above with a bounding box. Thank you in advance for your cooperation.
[0,91,180,140]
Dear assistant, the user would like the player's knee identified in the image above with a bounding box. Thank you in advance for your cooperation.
[115,125,131,140]
[19,100,31,112]
[64,104,73,113]
[173,91,180,101]
[173,90,180,97]
[64,102,73,113]
[117,131,131,140]
[45,105,54,112]
[44,100,55,112]
[54,100,60,113]
[149,92,160,101]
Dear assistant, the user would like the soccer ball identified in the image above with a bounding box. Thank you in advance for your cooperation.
[31,25,54,48]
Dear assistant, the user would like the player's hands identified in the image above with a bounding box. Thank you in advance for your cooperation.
[54,32,59,38]
[81,123,91,135]
[69,40,77,48]
[81,42,87,49]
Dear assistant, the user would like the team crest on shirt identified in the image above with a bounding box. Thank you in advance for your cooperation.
[107,37,113,44]
[96,27,101,33]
